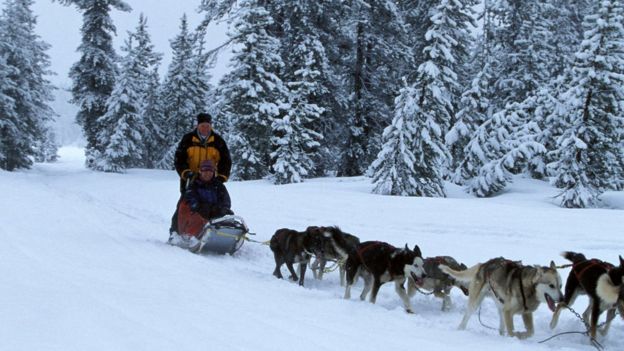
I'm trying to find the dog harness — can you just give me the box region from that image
[486,259,529,311]
[572,259,612,281]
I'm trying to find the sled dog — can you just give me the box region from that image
[440,257,563,339]
[407,256,469,311]
[308,226,360,285]
[549,252,624,338]
[344,241,426,313]
[269,227,325,286]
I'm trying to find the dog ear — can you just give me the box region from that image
[550,260,557,270]
[413,244,422,257]
[619,255,624,267]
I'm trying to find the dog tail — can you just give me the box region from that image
[439,263,480,283]
[561,251,586,264]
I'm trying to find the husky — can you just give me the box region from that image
[344,241,426,313]
[269,227,325,286]
[440,257,563,339]
[308,226,360,285]
[407,256,469,311]
[549,252,624,338]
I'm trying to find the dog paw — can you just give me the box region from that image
[513,332,531,340]
[405,309,414,314]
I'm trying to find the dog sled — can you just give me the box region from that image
[176,200,249,255]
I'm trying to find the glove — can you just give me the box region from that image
[216,175,226,183]
[181,169,194,180]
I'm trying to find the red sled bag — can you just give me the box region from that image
[177,200,208,238]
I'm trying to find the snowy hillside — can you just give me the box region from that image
[1,147,623,351]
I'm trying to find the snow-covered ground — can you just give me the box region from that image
[1,147,623,351]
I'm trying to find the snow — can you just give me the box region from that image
[1,146,623,350]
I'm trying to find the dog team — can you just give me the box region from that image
[269,225,624,340]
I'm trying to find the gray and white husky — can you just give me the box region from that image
[440,257,563,339]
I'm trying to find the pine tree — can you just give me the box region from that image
[549,0,624,208]
[94,37,142,172]
[448,66,492,184]
[128,14,163,168]
[370,84,420,195]
[466,101,546,197]
[142,67,166,169]
[337,0,412,177]
[0,0,57,170]
[217,0,286,180]
[34,129,59,163]
[448,3,498,185]
[485,0,555,109]
[270,1,326,184]
[293,0,346,177]
[157,15,207,169]
[0,54,19,170]
[55,0,130,168]
[395,0,475,196]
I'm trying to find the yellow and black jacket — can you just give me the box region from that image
[174,129,231,184]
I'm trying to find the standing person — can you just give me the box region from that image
[169,112,231,241]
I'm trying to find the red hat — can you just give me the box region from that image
[200,159,216,172]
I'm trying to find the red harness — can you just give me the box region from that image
[572,259,612,281]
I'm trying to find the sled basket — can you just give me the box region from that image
[195,215,249,255]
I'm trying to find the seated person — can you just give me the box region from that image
[184,159,233,220]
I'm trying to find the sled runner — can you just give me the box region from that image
[176,200,249,255]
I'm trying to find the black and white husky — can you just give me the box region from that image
[549,252,624,338]
[344,241,426,313]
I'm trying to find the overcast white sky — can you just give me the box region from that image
[10,0,230,86]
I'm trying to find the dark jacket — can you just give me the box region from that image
[184,176,233,220]
[174,129,231,183]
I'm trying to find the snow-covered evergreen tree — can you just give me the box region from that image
[33,129,59,163]
[217,0,286,180]
[0,54,19,170]
[0,0,57,170]
[337,0,411,177]
[55,0,130,168]
[127,14,163,168]
[192,22,214,109]
[447,2,497,185]
[485,0,554,109]
[293,0,346,177]
[388,0,475,196]
[94,37,142,172]
[546,0,586,78]
[142,67,166,169]
[549,0,624,208]
[157,14,207,169]
[448,66,493,184]
[466,101,546,197]
[370,84,420,195]
[269,1,327,184]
